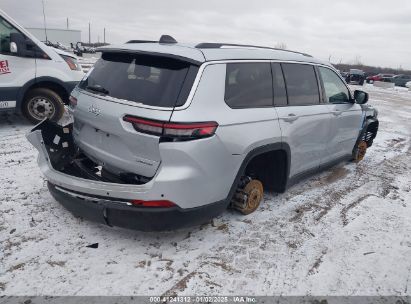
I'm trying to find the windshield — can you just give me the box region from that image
[79,52,198,108]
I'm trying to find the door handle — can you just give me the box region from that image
[332,110,342,116]
[282,113,298,122]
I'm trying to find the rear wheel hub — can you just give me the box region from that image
[231,178,263,215]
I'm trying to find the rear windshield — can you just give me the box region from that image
[79,52,198,108]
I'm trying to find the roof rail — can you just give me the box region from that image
[195,42,312,57]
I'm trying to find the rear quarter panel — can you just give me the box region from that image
[170,63,282,204]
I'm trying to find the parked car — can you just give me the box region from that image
[366,73,395,83]
[339,70,348,78]
[44,40,71,52]
[0,9,84,123]
[27,37,379,231]
[71,42,96,57]
[345,69,366,85]
[392,74,411,87]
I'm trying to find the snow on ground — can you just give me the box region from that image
[0,84,410,296]
[77,53,99,73]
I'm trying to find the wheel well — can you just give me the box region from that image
[244,149,288,193]
[23,81,68,106]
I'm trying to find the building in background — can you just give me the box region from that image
[26,28,81,46]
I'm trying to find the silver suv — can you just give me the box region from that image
[27,36,379,231]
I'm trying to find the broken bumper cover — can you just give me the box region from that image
[48,183,227,231]
[26,120,230,231]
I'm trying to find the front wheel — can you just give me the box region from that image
[352,140,368,162]
[22,88,65,124]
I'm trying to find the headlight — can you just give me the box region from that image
[61,54,82,71]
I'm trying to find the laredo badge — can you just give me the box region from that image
[0,60,10,75]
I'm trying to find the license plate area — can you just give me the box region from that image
[0,100,16,109]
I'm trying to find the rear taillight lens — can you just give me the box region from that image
[130,199,176,208]
[123,115,218,140]
[123,116,164,136]
[69,95,77,107]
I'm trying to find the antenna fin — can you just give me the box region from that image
[159,35,177,44]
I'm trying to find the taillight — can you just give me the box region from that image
[123,115,218,140]
[130,199,176,208]
[123,116,164,136]
[69,95,78,107]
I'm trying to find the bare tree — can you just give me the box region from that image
[353,55,363,66]
[274,42,287,50]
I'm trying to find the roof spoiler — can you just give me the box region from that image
[126,35,178,45]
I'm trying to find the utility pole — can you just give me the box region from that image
[104,28,106,44]
[66,17,69,29]
[41,0,48,42]
[88,22,91,44]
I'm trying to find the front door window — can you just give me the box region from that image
[0,16,19,55]
[319,67,350,104]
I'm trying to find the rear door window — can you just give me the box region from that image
[225,62,273,108]
[79,52,198,108]
[271,63,287,106]
[281,63,320,106]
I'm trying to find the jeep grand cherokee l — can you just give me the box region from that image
[27,36,379,231]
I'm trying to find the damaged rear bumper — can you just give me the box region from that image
[26,122,155,200]
[26,120,229,231]
[47,182,227,231]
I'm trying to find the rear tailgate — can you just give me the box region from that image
[71,51,199,178]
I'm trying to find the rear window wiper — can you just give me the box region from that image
[86,84,109,95]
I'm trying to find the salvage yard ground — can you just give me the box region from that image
[0,84,410,296]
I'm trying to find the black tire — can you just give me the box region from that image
[22,88,65,124]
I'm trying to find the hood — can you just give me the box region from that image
[51,47,77,59]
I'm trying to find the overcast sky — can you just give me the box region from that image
[1,0,410,69]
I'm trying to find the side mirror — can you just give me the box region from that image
[10,41,18,53]
[10,32,37,57]
[10,32,26,55]
[354,90,368,104]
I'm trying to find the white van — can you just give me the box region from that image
[0,9,84,123]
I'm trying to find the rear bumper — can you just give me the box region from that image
[27,120,239,209]
[26,120,235,230]
[0,107,15,113]
[48,182,227,231]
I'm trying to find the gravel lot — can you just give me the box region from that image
[0,84,410,296]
